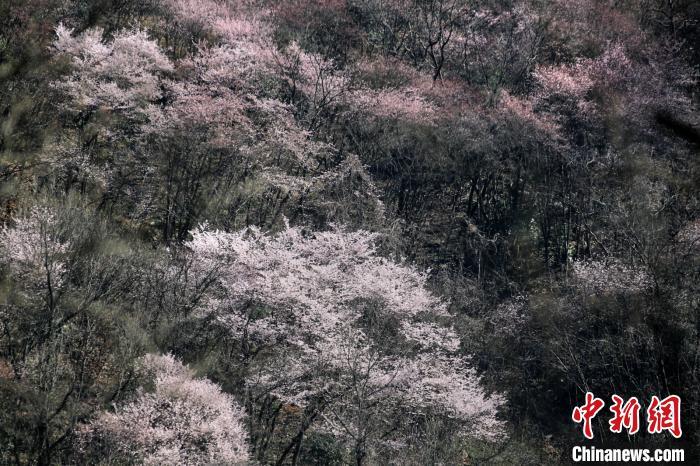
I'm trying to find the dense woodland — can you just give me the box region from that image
[0,0,698,464]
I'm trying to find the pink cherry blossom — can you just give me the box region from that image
[83,353,250,465]
[53,25,173,113]
[187,224,504,443]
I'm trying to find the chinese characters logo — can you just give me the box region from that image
[572,392,681,439]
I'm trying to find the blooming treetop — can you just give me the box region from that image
[348,86,437,124]
[0,207,71,290]
[84,353,250,465]
[571,258,651,295]
[53,25,173,113]
[187,224,504,441]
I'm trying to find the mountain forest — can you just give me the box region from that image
[0,0,698,464]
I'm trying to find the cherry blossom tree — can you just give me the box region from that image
[53,25,173,117]
[50,0,389,240]
[571,258,651,295]
[347,86,437,124]
[50,24,175,191]
[187,224,504,463]
[677,219,700,251]
[1,206,71,293]
[82,353,250,465]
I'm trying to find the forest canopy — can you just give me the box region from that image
[0,0,698,464]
